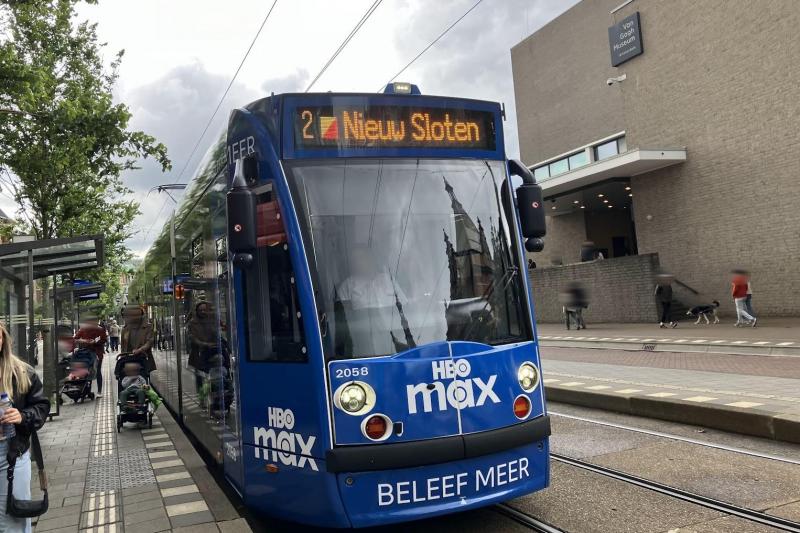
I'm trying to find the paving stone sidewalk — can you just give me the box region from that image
[31,356,253,533]
[537,317,800,356]
[541,358,800,443]
[543,359,800,414]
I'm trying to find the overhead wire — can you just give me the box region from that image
[379,0,484,91]
[305,0,384,92]
[140,0,280,246]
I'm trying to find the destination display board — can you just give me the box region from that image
[294,105,496,150]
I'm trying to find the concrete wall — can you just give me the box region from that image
[529,253,660,323]
[585,210,635,258]
[534,210,587,267]
[511,0,625,163]
[617,0,800,317]
[513,0,800,316]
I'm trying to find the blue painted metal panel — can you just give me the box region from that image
[328,342,458,445]
[337,440,549,528]
[453,342,545,434]
[328,341,545,445]
[225,109,337,515]
[241,445,350,528]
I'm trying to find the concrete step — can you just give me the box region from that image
[545,383,800,445]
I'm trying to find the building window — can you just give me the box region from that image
[595,140,618,160]
[595,136,626,161]
[549,158,569,176]
[534,166,549,181]
[568,151,589,170]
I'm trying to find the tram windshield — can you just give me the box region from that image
[287,159,529,360]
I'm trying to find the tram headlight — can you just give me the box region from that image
[517,362,540,392]
[334,381,376,416]
[341,384,366,412]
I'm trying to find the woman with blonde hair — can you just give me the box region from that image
[0,324,50,532]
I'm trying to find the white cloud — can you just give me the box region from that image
[71,0,577,256]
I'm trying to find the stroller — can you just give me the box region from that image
[115,352,154,431]
[57,348,96,404]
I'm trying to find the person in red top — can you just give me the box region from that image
[731,271,756,327]
[74,315,108,396]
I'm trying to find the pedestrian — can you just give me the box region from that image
[731,271,757,327]
[745,274,756,317]
[527,258,536,269]
[580,241,596,262]
[560,282,588,330]
[0,323,51,533]
[120,306,156,372]
[654,275,678,328]
[74,315,107,397]
[99,319,109,353]
[108,319,120,352]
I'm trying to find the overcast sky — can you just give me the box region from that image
[1,0,578,256]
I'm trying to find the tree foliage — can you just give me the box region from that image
[0,0,171,316]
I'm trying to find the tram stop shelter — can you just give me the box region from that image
[0,234,104,416]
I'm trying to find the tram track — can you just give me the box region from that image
[492,503,565,532]
[549,410,800,466]
[551,452,800,532]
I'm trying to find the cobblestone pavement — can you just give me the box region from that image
[31,356,252,533]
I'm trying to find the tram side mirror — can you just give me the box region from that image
[227,158,257,255]
[509,160,547,240]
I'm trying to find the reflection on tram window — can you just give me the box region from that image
[287,159,529,360]
[244,189,307,362]
[186,299,233,418]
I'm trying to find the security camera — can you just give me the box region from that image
[606,74,627,86]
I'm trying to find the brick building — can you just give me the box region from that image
[512,0,800,318]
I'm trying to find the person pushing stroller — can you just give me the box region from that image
[74,315,107,397]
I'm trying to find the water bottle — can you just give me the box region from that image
[0,393,15,440]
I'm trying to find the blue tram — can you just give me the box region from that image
[131,83,550,528]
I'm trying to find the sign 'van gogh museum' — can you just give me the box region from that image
[608,12,643,66]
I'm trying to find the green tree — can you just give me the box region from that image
[0,0,170,314]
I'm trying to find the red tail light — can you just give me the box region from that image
[513,395,532,419]
[364,415,388,440]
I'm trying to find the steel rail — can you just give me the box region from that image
[549,410,800,466]
[493,503,565,533]
[552,453,800,532]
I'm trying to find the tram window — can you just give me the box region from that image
[244,189,307,362]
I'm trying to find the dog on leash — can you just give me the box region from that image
[686,300,720,325]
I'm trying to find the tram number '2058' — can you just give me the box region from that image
[335,367,369,379]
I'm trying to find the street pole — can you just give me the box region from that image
[170,212,183,422]
[27,249,34,365]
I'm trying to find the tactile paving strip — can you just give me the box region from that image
[86,454,120,492]
[118,448,156,488]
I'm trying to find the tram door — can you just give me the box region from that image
[226,184,312,501]
[219,235,245,492]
